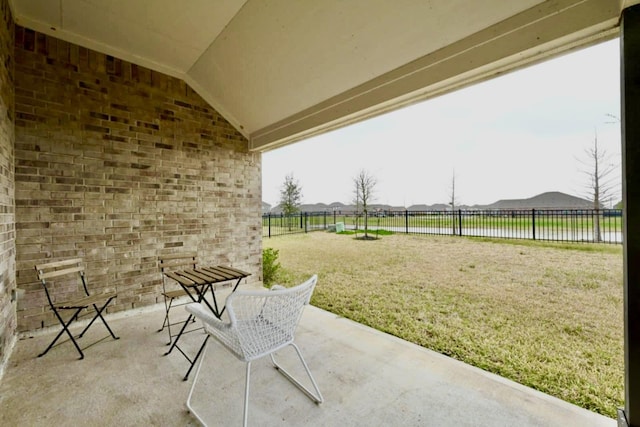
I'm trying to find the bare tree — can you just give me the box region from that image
[449,169,458,235]
[353,170,377,238]
[352,179,361,231]
[579,132,618,242]
[279,173,302,230]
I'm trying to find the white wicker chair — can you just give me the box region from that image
[185,274,323,427]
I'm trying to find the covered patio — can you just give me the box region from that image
[0,298,615,426]
[1,0,640,426]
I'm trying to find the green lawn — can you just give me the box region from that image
[264,232,623,418]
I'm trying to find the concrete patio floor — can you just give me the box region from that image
[0,295,616,426]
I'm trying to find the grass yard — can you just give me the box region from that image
[264,232,623,418]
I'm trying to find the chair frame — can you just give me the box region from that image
[185,275,323,427]
[35,258,119,360]
[158,253,198,345]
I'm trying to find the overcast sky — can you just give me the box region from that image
[262,38,621,208]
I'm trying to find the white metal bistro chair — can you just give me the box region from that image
[185,274,323,426]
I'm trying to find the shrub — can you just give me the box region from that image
[262,248,281,287]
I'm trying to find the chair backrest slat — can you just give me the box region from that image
[159,253,197,271]
[159,252,197,262]
[35,258,83,272]
[37,265,84,281]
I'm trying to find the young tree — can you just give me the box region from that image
[579,132,618,242]
[279,173,302,230]
[448,169,458,235]
[352,180,361,231]
[353,170,377,238]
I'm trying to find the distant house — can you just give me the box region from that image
[328,202,348,214]
[481,191,594,210]
[408,203,451,211]
[266,192,598,214]
[262,202,272,214]
[299,203,329,212]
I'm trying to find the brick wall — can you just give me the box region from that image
[14,27,262,332]
[0,0,14,374]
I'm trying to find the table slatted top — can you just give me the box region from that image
[164,265,250,287]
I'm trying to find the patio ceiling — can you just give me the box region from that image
[9,0,636,151]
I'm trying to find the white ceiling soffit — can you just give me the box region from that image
[9,0,629,152]
[12,0,248,77]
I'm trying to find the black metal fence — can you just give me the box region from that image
[262,209,623,244]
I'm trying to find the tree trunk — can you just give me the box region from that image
[594,209,602,243]
[364,211,369,238]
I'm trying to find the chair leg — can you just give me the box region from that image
[270,343,324,404]
[78,298,119,340]
[159,297,197,345]
[183,335,209,381]
[243,361,251,427]
[165,313,194,356]
[39,308,85,360]
[95,303,119,340]
[160,296,177,345]
[186,339,252,427]
[186,337,210,427]
[158,296,171,333]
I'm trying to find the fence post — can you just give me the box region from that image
[405,210,409,234]
[324,211,327,230]
[458,209,463,236]
[268,214,271,238]
[532,209,536,240]
[305,212,308,233]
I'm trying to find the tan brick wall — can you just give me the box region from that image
[14,27,262,332]
[0,0,15,373]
